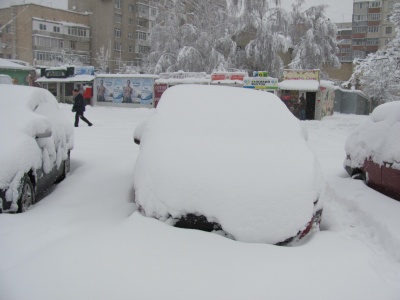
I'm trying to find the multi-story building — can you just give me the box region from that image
[68,0,158,72]
[352,0,400,60]
[336,22,353,63]
[0,4,90,67]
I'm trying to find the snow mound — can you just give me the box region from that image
[133,84,322,244]
[345,101,400,169]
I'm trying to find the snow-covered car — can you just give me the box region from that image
[133,85,323,245]
[0,85,74,213]
[344,101,400,201]
[0,74,13,85]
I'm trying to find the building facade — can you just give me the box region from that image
[352,0,400,60]
[68,0,158,73]
[0,4,90,67]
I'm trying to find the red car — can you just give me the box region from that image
[344,101,400,201]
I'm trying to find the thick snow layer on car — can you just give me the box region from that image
[0,85,74,204]
[134,85,322,244]
[345,101,400,170]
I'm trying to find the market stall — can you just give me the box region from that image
[36,66,95,104]
[278,69,334,120]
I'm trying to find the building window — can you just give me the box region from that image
[339,39,352,45]
[368,26,379,33]
[70,41,76,50]
[150,8,156,16]
[39,24,47,31]
[33,36,63,48]
[386,27,393,34]
[128,45,133,53]
[353,50,365,59]
[368,13,381,20]
[366,38,379,45]
[341,47,351,53]
[137,45,149,54]
[352,39,365,46]
[129,4,135,12]
[353,26,367,33]
[137,19,148,28]
[353,15,367,21]
[115,13,122,24]
[68,27,88,37]
[138,4,149,15]
[5,24,12,33]
[53,26,60,33]
[128,32,133,39]
[115,0,122,9]
[114,41,122,51]
[369,1,381,8]
[115,28,122,38]
[388,1,394,10]
[129,18,134,25]
[136,31,147,40]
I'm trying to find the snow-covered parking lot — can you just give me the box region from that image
[0,103,399,300]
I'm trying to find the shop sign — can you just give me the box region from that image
[283,69,320,81]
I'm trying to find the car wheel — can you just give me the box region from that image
[352,171,365,181]
[17,175,35,213]
[55,152,70,184]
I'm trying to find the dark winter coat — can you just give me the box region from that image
[72,93,86,113]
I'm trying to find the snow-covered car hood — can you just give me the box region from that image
[345,101,400,170]
[0,85,74,198]
[133,85,322,244]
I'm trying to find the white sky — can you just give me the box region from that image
[0,0,353,22]
[281,0,353,22]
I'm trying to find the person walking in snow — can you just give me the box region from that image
[72,88,93,127]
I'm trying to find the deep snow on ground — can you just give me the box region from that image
[0,103,400,300]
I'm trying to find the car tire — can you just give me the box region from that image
[17,175,35,213]
[352,171,365,181]
[55,152,70,184]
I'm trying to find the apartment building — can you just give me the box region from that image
[0,4,90,67]
[68,0,158,72]
[352,0,400,59]
[336,22,353,63]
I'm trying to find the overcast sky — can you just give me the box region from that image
[1,0,353,23]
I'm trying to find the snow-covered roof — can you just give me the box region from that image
[36,75,95,83]
[156,78,210,85]
[96,74,159,79]
[0,58,34,71]
[210,80,244,86]
[278,80,319,91]
[335,87,368,99]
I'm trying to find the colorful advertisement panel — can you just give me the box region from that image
[283,69,320,81]
[243,77,278,90]
[95,77,154,105]
[154,83,168,108]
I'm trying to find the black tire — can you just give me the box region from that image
[352,171,366,181]
[55,152,70,184]
[17,175,35,213]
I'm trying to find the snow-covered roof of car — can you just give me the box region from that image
[133,84,322,244]
[345,101,400,170]
[0,85,74,201]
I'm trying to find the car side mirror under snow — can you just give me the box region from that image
[35,130,52,139]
